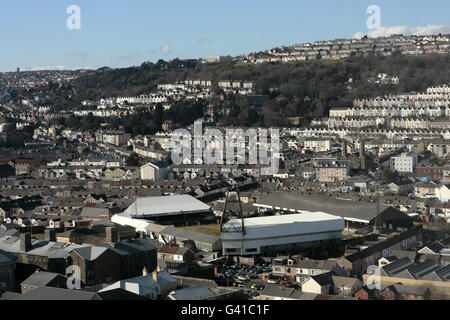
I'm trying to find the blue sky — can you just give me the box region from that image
[0,0,449,72]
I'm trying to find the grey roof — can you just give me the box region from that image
[255,191,389,223]
[169,285,215,300]
[0,249,16,265]
[436,265,450,281]
[296,292,318,300]
[0,226,19,238]
[21,271,66,288]
[0,291,22,300]
[80,206,109,218]
[419,241,447,254]
[12,286,99,300]
[390,250,418,262]
[407,260,442,279]
[71,246,109,261]
[310,271,335,286]
[95,288,148,300]
[389,284,428,296]
[99,270,176,296]
[98,237,158,256]
[123,195,211,218]
[0,236,86,259]
[261,284,297,298]
[345,227,421,263]
[381,257,415,276]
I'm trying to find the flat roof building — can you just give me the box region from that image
[221,212,345,256]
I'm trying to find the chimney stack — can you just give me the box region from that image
[45,229,56,242]
[152,269,158,282]
[359,140,365,158]
[342,141,348,158]
[105,227,118,243]
[20,233,32,252]
[142,267,148,276]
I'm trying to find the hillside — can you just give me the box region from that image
[22,52,450,130]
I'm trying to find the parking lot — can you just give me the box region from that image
[214,262,299,297]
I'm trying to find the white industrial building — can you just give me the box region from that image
[121,195,211,219]
[221,212,345,256]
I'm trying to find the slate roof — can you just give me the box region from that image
[168,285,215,300]
[12,286,99,300]
[98,237,158,256]
[95,288,148,300]
[407,260,442,279]
[344,226,421,263]
[386,284,429,296]
[435,265,450,281]
[310,271,335,286]
[380,257,415,276]
[0,236,86,259]
[21,271,66,288]
[369,207,413,226]
[420,241,447,254]
[71,246,109,261]
[0,249,16,265]
[260,284,297,298]
[80,206,110,219]
[99,270,176,296]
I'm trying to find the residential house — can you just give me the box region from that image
[140,161,170,181]
[98,268,176,300]
[436,184,450,202]
[301,271,335,294]
[98,229,158,279]
[338,226,421,275]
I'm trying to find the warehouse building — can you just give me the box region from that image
[221,212,345,256]
[115,194,213,226]
[122,195,212,219]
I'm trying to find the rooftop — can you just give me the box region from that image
[255,191,390,223]
[123,195,211,218]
